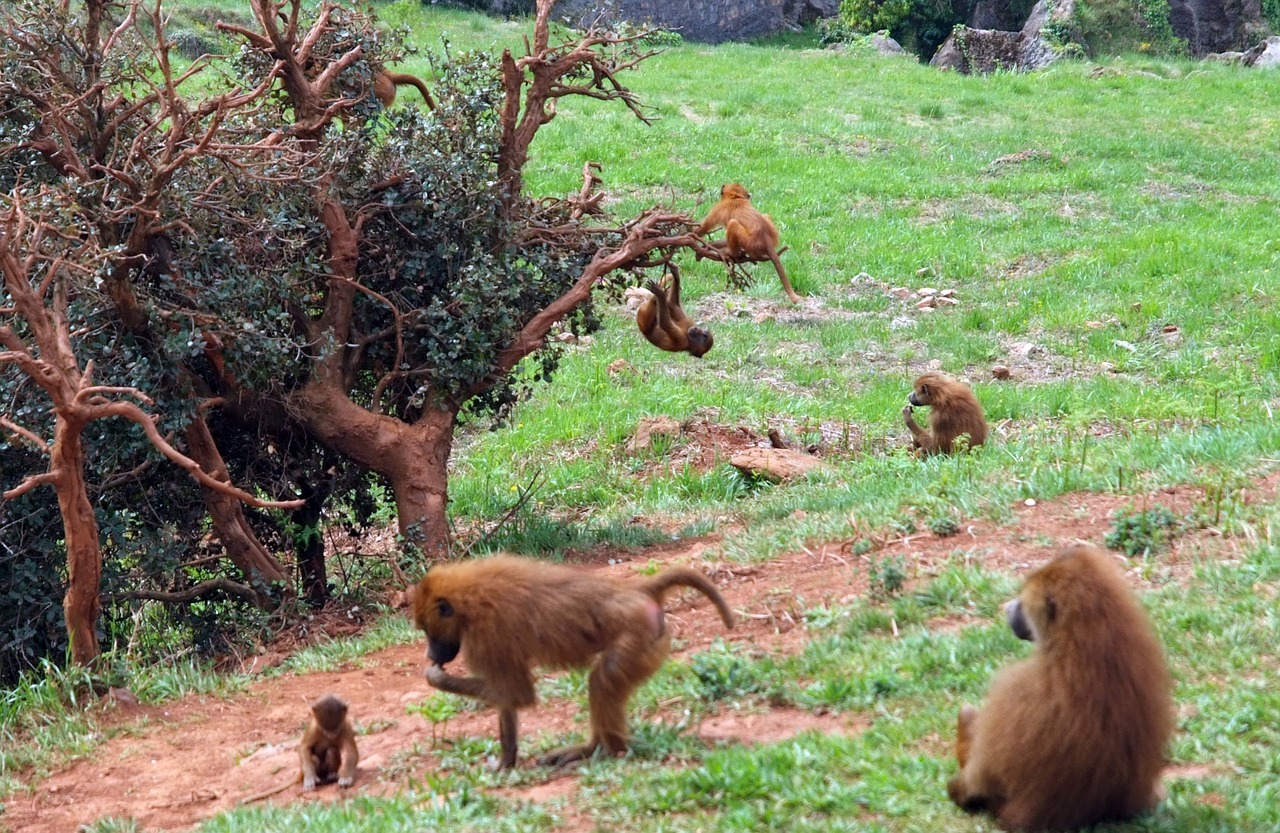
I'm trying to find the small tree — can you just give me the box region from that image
[0,192,301,665]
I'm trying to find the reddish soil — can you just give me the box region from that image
[4,476,1274,832]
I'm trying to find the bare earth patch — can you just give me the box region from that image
[4,475,1275,831]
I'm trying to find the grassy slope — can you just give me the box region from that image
[31,2,1280,831]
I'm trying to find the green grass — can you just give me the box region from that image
[7,2,1280,831]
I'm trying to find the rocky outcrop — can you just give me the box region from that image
[931,0,1078,73]
[1242,34,1280,66]
[552,0,840,44]
[1169,0,1265,55]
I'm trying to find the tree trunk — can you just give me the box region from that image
[51,417,102,666]
[183,418,289,595]
[387,407,455,559]
[293,476,332,608]
[294,383,457,559]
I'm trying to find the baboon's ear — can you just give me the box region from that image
[437,598,455,618]
[920,384,931,397]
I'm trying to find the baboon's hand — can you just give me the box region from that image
[425,663,448,686]
[302,775,317,791]
[338,775,354,788]
[902,404,915,418]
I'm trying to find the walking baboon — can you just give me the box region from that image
[412,555,735,768]
[948,545,1173,831]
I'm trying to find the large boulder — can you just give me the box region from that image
[931,0,1078,73]
[1169,0,1265,55]
[552,0,840,44]
[1243,34,1280,66]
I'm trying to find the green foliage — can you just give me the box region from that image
[1104,505,1181,556]
[868,553,908,598]
[838,0,914,38]
[691,642,764,701]
[1266,0,1280,30]
[1075,0,1186,56]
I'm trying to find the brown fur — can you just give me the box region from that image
[412,554,735,769]
[948,545,1173,831]
[240,693,358,804]
[374,70,436,109]
[636,270,714,358]
[300,693,359,790]
[902,372,988,455]
[695,183,799,303]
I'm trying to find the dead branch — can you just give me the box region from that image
[102,577,261,605]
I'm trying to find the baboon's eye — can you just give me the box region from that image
[437,599,454,618]
[1044,596,1057,623]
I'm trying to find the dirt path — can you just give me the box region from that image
[4,478,1272,832]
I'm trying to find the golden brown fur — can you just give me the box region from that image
[374,70,436,109]
[636,270,714,358]
[412,554,735,768]
[300,693,359,790]
[948,545,1173,831]
[243,692,359,803]
[902,372,988,455]
[695,183,799,303]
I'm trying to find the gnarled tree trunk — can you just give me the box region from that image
[51,417,102,667]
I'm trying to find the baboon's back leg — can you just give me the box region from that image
[540,629,670,766]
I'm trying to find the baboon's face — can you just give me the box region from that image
[412,577,462,666]
[688,327,714,358]
[721,183,750,201]
[1004,574,1055,643]
[908,382,933,408]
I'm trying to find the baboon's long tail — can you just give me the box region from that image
[640,568,735,628]
[769,249,800,304]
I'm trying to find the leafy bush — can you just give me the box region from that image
[1104,506,1180,557]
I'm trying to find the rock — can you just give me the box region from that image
[551,0,840,44]
[992,365,1012,380]
[627,416,682,454]
[1173,0,1267,58]
[870,33,908,55]
[729,447,824,482]
[1009,341,1041,358]
[932,0,1079,74]
[1245,35,1280,67]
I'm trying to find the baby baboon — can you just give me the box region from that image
[300,693,359,790]
[240,693,359,804]
[948,545,1173,831]
[636,270,714,358]
[412,554,735,769]
[902,372,988,455]
[695,183,799,303]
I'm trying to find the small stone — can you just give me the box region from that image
[992,365,1012,380]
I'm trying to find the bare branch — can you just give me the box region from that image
[3,471,60,501]
[0,417,50,454]
[87,399,305,509]
[102,577,261,605]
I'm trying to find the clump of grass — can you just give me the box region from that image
[1104,505,1180,557]
[928,516,960,537]
[868,554,908,598]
